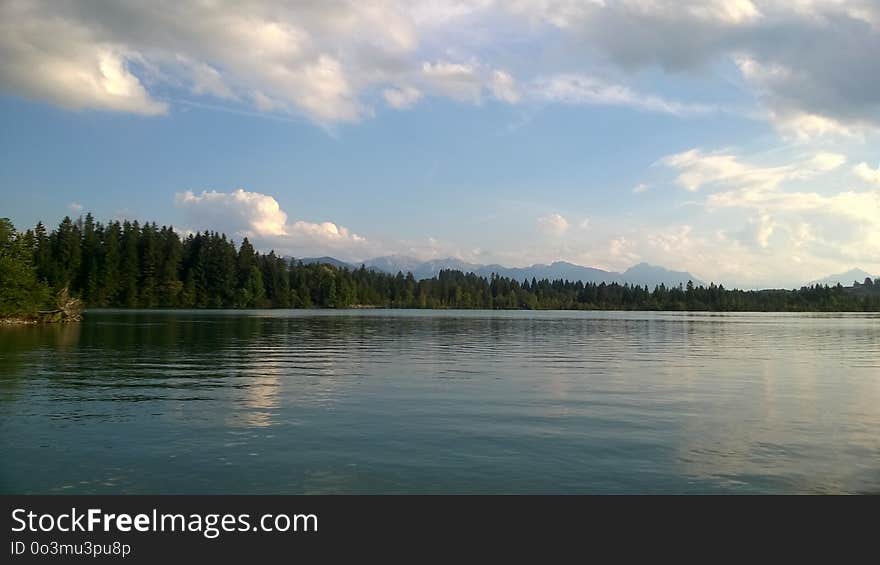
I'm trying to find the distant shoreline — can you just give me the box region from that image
[0,316,39,325]
[69,305,880,314]
[3,215,879,316]
[0,311,80,325]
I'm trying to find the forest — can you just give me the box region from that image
[2,215,879,317]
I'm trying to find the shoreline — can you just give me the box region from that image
[0,316,39,325]
[0,311,81,325]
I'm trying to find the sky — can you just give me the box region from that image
[1,0,879,289]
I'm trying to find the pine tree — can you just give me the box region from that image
[50,216,82,290]
[138,222,160,307]
[0,218,50,316]
[33,221,51,284]
[99,221,122,306]
[157,226,183,307]
[79,213,101,303]
[119,221,140,307]
[235,238,258,307]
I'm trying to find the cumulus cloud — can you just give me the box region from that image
[175,189,289,237]
[507,0,880,135]
[0,1,414,122]
[290,220,365,243]
[0,2,167,115]
[174,188,367,259]
[68,202,84,213]
[2,0,880,134]
[537,213,570,236]
[648,144,880,283]
[0,1,730,123]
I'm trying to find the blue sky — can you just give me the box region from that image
[1,1,880,288]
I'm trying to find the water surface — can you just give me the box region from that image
[1,309,878,494]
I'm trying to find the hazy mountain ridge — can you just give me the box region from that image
[809,268,878,287]
[298,256,880,290]
[298,255,703,288]
[296,256,355,270]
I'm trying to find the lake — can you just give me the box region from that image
[1,309,879,494]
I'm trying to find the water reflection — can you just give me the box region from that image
[1,310,879,494]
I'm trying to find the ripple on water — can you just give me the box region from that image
[1,309,879,494]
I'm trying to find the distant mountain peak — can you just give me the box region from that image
[622,262,703,286]
[298,256,356,269]
[299,255,703,288]
[810,268,878,287]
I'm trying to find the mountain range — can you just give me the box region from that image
[298,255,704,288]
[809,268,879,287]
[298,256,880,289]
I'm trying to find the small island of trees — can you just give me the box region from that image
[2,215,879,320]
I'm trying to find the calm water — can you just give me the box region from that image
[1,309,879,494]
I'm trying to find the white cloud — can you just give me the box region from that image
[808,152,848,172]
[537,213,570,236]
[733,56,871,140]
[693,0,763,24]
[0,3,167,116]
[659,149,777,192]
[633,183,651,193]
[383,86,422,109]
[752,212,776,248]
[68,202,83,213]
[508,0,880,135]
[489,70,521,104]
[854,162,880,185]
[175,189,289,237]
[180,58,236,100]
[707,185,880,226]
[292,55,361,122]
[646,225,693,254]
[643,144,880,284]
[607,235,640,266]
[251,91,287,113]
[0,1,403,122]
[290,220,365,243]
[771,111,862,141]
[395,61,526,108]
[3,0,880,133]
[531,74,714,116]
[658,148,846,191]
[174,188,368,259]
[421,61,484,103]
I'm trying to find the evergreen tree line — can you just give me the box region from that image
[2,215,879,315]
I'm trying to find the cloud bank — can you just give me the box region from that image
[175,189,368,260]
[6,0,879,131]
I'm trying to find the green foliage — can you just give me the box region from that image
[0,218,50,316]
[4,215,880,313]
